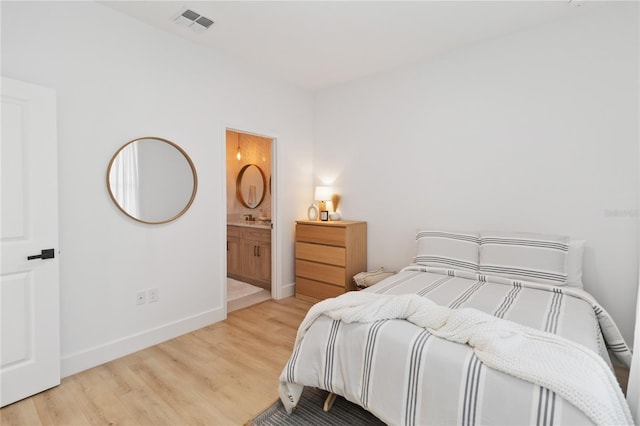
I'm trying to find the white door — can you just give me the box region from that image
[1,77,59,407]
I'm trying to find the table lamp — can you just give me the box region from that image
[314,186,332,221]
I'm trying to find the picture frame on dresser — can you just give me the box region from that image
[294,220,367,302]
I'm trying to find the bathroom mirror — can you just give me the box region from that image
[236,164,266,209]
[107,137,198,224]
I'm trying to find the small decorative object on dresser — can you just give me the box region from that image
[307,204,318,221]
[295,220,367,302]
[314,186,332,220]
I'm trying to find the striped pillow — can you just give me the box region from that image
[415,230,480,272]
[566,240,586,289]
[479,232,569,285]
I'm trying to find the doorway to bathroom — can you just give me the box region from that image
[225,129,273,312]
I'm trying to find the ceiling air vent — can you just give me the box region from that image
[195,16,214,29]
[174,9,214,33]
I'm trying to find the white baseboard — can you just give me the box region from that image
[61,306,225,378]
[278,282,295,299]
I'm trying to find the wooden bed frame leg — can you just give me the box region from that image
[323,392,337,412]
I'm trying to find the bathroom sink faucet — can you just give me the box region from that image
[244,214,255,221]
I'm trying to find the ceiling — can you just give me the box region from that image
[102,1,605,92]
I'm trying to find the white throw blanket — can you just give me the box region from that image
[282,291,633,426]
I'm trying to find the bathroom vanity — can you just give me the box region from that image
[227,223,271,290]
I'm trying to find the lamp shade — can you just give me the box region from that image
[314,186,332,201]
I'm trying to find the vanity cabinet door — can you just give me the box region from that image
[245,239,271,288]
[227,236,242,277]
[242,228,271,289]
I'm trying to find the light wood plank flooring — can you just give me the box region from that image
[1,297,312,426]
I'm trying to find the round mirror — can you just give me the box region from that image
[107,137,198,224]
[236,164,266,209]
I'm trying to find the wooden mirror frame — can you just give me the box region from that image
[236,163,266,209]
[106,137,198,224]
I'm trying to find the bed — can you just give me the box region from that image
[279,230,634,425]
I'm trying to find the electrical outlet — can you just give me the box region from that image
[148,288,159,303]
[136,291,146,305]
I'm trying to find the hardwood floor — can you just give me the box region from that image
[0,297,313,426]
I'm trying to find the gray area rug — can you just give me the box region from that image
[246,387,386,425]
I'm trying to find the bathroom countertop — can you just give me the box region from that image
[227,221,272,229]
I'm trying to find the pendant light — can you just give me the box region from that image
[236,138,241,160]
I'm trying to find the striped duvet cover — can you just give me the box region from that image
[280,267,632,425]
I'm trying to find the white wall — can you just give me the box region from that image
[314,4,639,344]
[1,1,314,376]
[629,262,640,423]
[628,64,640,420]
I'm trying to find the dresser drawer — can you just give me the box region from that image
[296,277,345,301]
[296,224,346,246]
[295,242,346,266]
[296,259,345,286]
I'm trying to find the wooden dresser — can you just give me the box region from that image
[295,220,367,302]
